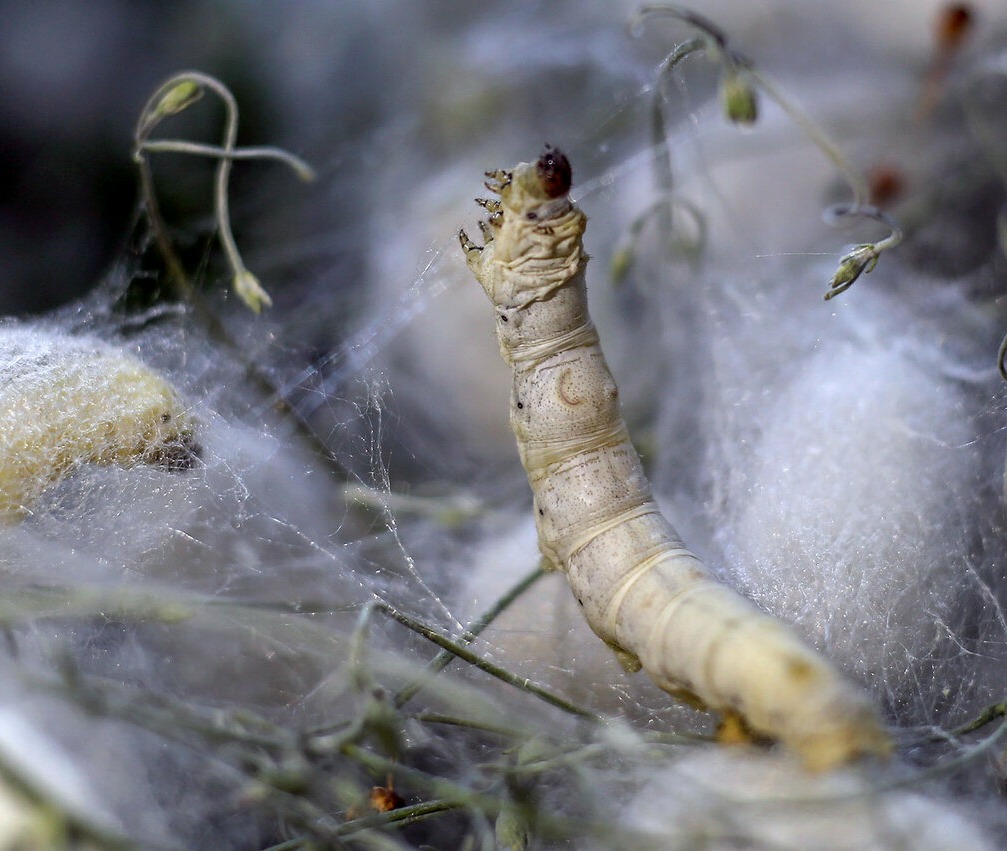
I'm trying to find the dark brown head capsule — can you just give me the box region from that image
[936,3,973,52]
[537,146,572,198]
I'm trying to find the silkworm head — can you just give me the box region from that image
[83,356,199,471]
[936,3,973,52]
[536,146,572,198]
[501,147,574,219]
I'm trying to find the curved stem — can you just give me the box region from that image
[634,6,874,212]
[133,70,313,311]
[632,5,728,51]
[822,204,903,300]
[138,139,315,181]
[750,69,870,207]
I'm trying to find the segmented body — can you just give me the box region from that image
[459,148,890,770]
[0,326,196,522]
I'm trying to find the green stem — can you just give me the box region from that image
[411,711,527,739]
[332,797,463,839]
[950,699,1007,738]
[633,5,728,50]
[393,564,546,708]
[138,139,315,181]
[750,69,870,206]
[375,600,599,721]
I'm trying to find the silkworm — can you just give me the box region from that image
[0,325,197,522]
[458,147,890,770]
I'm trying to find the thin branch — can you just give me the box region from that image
[374,600,600,722]
[393,564,546,708]
[138,139,315,181]
[950,698,1007,739]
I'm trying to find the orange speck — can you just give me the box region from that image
[868,165,905,208]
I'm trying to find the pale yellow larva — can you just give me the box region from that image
[0,325,197,522]
[459,148,891,770]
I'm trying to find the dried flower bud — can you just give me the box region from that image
[610,245,634,286]
[720,69,758,126]
[825,244,879,300]
[156,80,202,117]
[233,270,273,313]
[138,80,203,137]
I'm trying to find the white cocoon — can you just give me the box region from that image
[625,748,996,851]
[721,336,982,693]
